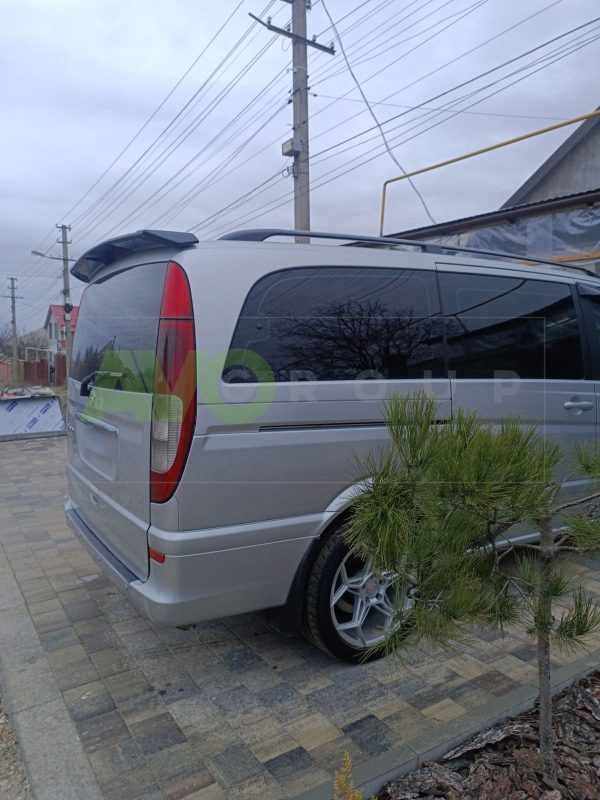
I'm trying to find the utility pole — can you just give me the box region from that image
[250,1,334,241]
[2,278,23,382]
[57,224,73,378]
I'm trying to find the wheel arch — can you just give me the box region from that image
[266,505,354,636]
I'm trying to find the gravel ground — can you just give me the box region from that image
[0,685,31,800]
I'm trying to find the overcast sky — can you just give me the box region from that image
[1,0,599,331]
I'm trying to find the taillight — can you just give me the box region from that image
[150,261,196,503]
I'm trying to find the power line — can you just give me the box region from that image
[60,0,247,224]
[302,29,600,195]
[208,0,534,207]
[18,290,64,327]
[1,278,23,379]
[150,0,487,230]
[312,0,489,85]
[311,95,568,121]
[71,1,278,232]
[94,62,290,239]
[306,0,567,145]
[312,15,600,160]
[196,28,600,239]
[313,0,375,38]
[149,102,290,228]
[79,2,410,241]
[187,22,587,234]
[310,0,457,85]
[321,0,437,224]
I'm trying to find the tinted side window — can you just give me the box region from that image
[439,273,583,380]
[225,266,444,382]
[71,262,168,392]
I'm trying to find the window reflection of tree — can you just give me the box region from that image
[270,298,444,381]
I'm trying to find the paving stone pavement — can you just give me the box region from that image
[1,436,600,800]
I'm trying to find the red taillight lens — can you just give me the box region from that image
[150,262,196,504]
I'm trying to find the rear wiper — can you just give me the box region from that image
[80,370,124,396]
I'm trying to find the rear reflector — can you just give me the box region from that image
[150,262,196,503]
[148,547,166,564]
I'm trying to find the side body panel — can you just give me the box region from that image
[173,244,450,533]
[438,263,598,507]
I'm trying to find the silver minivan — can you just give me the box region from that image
[65,228,600,662]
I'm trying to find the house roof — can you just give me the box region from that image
[390,188,600,241]
[44,304,79,331]
[501,107,600,208]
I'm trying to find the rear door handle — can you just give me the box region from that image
[563,399,594,411]
[76,411,117,434]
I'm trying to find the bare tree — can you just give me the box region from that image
[17,328,48,359]
[0,323,13,359]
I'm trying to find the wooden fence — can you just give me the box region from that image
[0,353,67,387]
[0,358,11,383]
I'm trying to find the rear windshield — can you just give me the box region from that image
[71,262,168,392]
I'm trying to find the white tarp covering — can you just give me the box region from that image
[419,205,600,261]
[0,395,65,436]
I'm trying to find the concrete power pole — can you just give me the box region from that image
[251,1,334,241]
[2,278,22,382]
[57,224,73,379]
[291,0,310,236]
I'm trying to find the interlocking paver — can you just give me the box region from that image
[342,714,395,756]
[3,436,600,799]
[99,766,161,800]
[129,711,187,756]
[105,669,155,705]
[77,709,130,753]
[63,679,116,721]
[208,743,263,789]
[87,737,146,784]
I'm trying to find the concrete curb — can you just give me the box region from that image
[0,544,104,800]
[294,651,600,800]
[0,430,66,443]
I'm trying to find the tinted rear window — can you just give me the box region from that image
[225,266,444,382]
[439,273,583,380]
[71,262,168,392]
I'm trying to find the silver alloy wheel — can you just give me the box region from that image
[329,552,400,649]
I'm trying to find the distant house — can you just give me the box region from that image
[501,107,600,207]
[44,304,80,355]
[391,107,600,271]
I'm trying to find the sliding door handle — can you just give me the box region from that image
[563,399,594,412]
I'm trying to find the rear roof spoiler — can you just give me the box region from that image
[71,230,199,283]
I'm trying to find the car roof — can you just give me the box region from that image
[71,228,598,285]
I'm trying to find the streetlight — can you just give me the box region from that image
[31,250,75,261]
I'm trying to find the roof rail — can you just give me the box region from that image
[72,229,199,283]
[220,228,596,277]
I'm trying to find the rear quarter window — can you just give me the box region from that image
[71,262,168,392]
[224,265,444,382]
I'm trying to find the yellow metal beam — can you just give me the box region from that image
[379,109,600,236]
[548,251,600,263]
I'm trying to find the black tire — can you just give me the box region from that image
[304,527,388,663]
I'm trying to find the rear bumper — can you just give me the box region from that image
[65,499,318,627]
